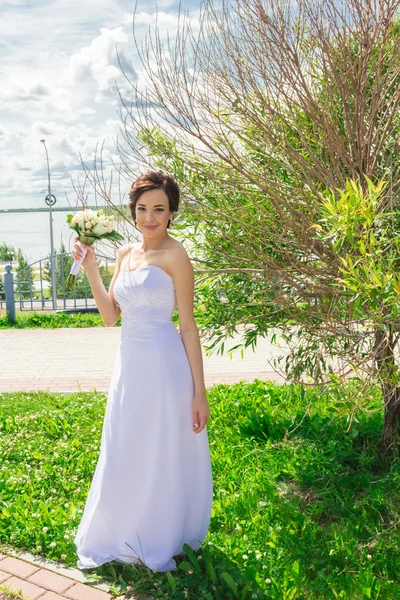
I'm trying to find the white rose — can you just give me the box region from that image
[92,222,108,236]
[85,221,92,229]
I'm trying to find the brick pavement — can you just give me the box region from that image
[0,550,153,600]
[0,327,288,392]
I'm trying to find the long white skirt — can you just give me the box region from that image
[74,323,213,572]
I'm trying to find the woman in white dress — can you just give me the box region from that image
[73,170,213,573]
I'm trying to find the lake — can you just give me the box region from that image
[0,211,132,265]
[0,211,78,264]
[0,210,197,267]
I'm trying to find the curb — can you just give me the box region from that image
[0,546,155,600]
[0,546,108,591]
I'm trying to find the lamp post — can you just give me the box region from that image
[40,139,57,310]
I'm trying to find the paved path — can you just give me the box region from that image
[0,327,288,392]
[0,547,153,600]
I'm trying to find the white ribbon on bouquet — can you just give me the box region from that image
[69,241,88,276]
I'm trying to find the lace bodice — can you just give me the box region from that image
[113,265,177,333]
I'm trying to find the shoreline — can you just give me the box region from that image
[0,205,129,214]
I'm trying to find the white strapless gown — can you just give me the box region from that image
[74,265,213,572]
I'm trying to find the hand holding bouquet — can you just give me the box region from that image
[65,208,124,290]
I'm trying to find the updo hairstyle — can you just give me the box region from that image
[129,170,180,229]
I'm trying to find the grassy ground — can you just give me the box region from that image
[0,586,26,600]
[0,381,399,599]
[0,592,20,600]
[0,311,111,329]
[0,311,181,328]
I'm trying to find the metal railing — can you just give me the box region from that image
[1,253,114,319]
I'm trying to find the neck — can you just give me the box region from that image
[140,230,169,252]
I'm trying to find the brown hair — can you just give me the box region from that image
[129,169,180,229]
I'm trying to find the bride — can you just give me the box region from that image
[73,169,213,572]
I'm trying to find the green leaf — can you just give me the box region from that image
[358,240,367,255]
[205,558,218,584]
[68,225,80,236]
[101,231,125,241]
[244,566,257,583]
[166,572,176,591]
[292,560,300,577]
[105,563,117,579]
[221,572,239,599]
[183,543,202,573]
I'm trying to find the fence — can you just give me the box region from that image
[0,253,114,320]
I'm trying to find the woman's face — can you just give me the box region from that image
[135,188,174,234]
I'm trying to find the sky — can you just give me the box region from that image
[0,0,202,210]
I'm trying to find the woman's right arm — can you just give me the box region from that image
[72,240,126,327]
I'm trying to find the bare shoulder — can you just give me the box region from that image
[116,242,134,260]
[113,243,135,272]
[166,240,193,278]
[166,241,195,319]
[118,242,134,256]
[167,238,191,263]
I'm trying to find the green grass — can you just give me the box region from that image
[0,312,112,328]
[0,310,179,329]
[0,381,399,599]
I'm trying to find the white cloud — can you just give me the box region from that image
[63,26,136,95]
[2,80,51,102]
[1,0,202,213]
[0,125,11,147]
[0,0,33,5]
[123,10,201,36]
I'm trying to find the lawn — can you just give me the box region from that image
[0,381,399,599]
[0,311,180,329]
[0,311,111,329]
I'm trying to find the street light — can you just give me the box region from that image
[40,139,57,310]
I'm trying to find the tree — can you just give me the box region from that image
[86,0,400,454]
[0,243,17,263]
[15,249,34,301]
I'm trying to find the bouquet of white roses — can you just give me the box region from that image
[65,208,124,290]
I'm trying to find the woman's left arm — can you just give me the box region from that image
[172,249,210,434]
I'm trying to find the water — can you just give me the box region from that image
[0,210,198,266]
[0,211,133,265]
[0,211,76,264]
